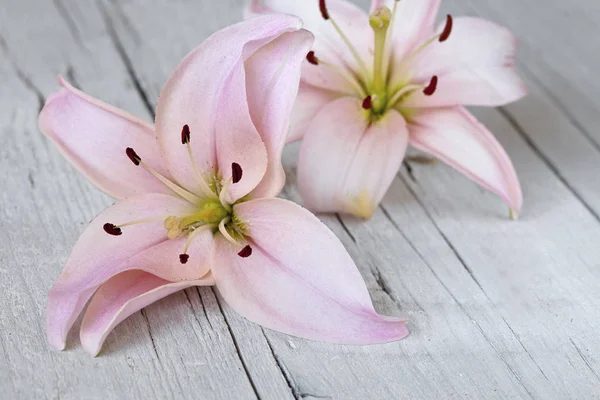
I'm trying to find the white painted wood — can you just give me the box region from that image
[1,0,599,399]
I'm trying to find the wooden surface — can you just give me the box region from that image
[1,0,599,399]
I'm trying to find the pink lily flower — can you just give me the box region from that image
[247,0,527,219]
[39,15,408,356]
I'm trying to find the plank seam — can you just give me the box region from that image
[212,288,261,400]
[570,337,600,381]
[498,107,600,222]
[97,0,155,118]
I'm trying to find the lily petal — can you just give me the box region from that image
[408,107,522,213]
[213,198,408,344]
[46,193,211,351]
[288,83,340,143]
[247,0,373,94]
[39,77,171,199]
[155,15,303,197]
[404,17,527,108]
[389,0,441,64]
[297,97,409,218]
[80,270,215,356]
[245,29,314,198]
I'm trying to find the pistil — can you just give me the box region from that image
[370,7,392,95]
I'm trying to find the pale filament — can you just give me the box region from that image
[182,223,216,254]
[115,214,172,228]
[218,178,233,213]
[318,57,367,97]
[387,83,426,107]
[137,158,203,204]
[328,16,371,82]
[185,141,218,200]
[218,217,241,247]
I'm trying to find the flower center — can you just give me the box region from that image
[310,1,453,120]
[103,126,253,264]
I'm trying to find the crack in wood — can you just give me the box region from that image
[380,188,536,397]
[196,286,214,330]
[263,332,300,399]
[519,63,600,153]
[97,0,155,118]
[263,332,328,400]
[570,337,600,381]
[398,174,489,298]
[1,40,46,113]
[212,288,261,400]
[52,0,85,49]
[402,161,417,183]
[498,107,600,223]
[501,317,550,381]
[183,288,207,336]
[334,213,356,243]
[140,308,161,361]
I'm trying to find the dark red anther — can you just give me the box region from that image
[306,51,319,65]
[423,75,438,96]
[439,15,453,42]
[103,223,122,236]
[232,162,243,184]
[126,147,141,166]
[319,0,329,20]
[179,254,189,264]
[362,95,372,110]
[238,245,252,258]
[181,124,191,144]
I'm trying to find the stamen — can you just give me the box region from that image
[103,214,172,237]
[306,51,319,65]
[318,0,370,81]
[181,124,191,144]
[218,217,241,247]
[312,54,367,97]
[219,179,233,213]
[439,15,453,42]
[103,223,122,236]
[178,224,216,264]
[232,163,243,184]
[238,245,253,258]
[181,126,219,200]
[393,14,454,82]
[126,147,202,204]
[319,0,329,20]
[362,95,372,110]
[387,83,427,107]
[423,76,438,96]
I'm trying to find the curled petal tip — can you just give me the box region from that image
[509,208,519,220]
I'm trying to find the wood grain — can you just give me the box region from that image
[1,0,598,398]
